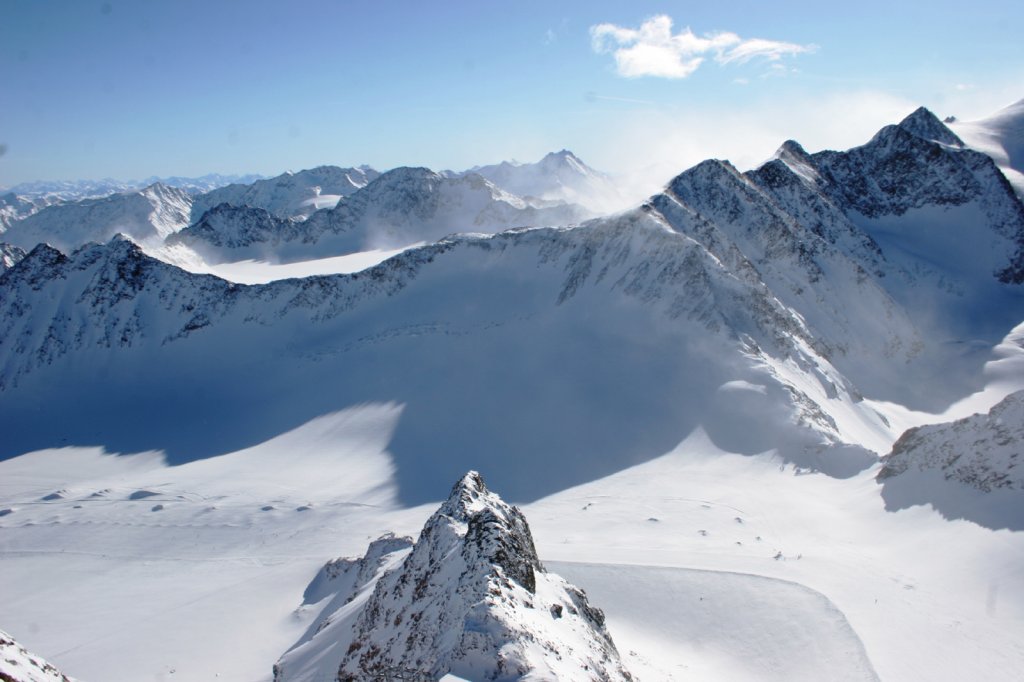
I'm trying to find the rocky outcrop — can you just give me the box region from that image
[0,629,77,682]
[274,472,632,682]
[878,390,1024,530]
[879,391,1024,492]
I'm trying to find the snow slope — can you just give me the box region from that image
[524,430,1024,682]
[190,165,380,221]
[951,98,1024,196]
[2,417,1022,681]
[1,193,59,232]
[0,630,78,682]
[3,183,192,252]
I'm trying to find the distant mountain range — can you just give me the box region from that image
[0,173,264,202]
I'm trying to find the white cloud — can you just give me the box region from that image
[591,15,815,79]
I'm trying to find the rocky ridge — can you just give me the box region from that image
[879,391,1024,492]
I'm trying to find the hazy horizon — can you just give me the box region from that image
[2,0,1022,188]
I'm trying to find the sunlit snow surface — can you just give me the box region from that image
[152,241,417,284]
[952,98,1024,197]
[2,403,1023,681]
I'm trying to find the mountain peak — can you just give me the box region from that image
[543,148,580,161]
[775,139,812,162]
[301,471,634,681]
[668,158,744,196]
[439,469,489,518]
[897,106,964,146]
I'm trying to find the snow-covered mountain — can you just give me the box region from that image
[275,472,632,681]
[0,193,59,232]
[142,172,265,196]
[464,149,627,214]
[3,182,192,252]
[0,206,884,500]
[642,107,1024,409]
[3,104,1024,682]
[878,390,1024,530]
[3,109,1022,482]
[951,98,1024,196]
[171,167,590,263]
[0,630,78,682]
[190,166,380,221]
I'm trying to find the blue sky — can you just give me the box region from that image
[1,0,1022,187]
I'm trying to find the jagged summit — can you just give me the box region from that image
[439,470,497,520]
[897,106,965,147]
[668,158,745,195]
[274,471,632,682]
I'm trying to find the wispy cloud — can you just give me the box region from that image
[590,15,815,79]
